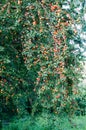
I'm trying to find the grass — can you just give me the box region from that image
[2,113,86,130]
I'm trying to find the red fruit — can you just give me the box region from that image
[36,78,40,82]
[56,94,60,99]
[33,21,37,25]
[51,5,58,12]
[53,48,57,52]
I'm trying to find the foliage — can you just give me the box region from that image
[0,0,85,120]
[0,0,30,119]
[22,0,84,115]
[75,89,86,116]
[2,114,86,130]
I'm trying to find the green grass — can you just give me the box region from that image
[2,113,86,130]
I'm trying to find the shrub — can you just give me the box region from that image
[76,94,86,116]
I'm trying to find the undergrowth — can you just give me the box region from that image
[2,113,86,130]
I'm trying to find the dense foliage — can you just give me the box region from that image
[2,114,86,130]
[0,0,85,122]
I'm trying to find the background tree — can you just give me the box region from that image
[0,0,85,120]
[0,0,31,120]
[22,0,84,115]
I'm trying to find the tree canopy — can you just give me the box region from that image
[0,0,85,120]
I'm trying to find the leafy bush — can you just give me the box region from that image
[76,94,86,116]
